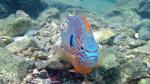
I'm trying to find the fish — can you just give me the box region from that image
[59,15,99,74]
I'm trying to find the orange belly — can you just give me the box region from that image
[72,56,93,74]
[73,64,93,74]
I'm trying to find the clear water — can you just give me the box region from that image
[48,0,116,14]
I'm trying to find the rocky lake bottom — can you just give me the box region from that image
[0,0,150,84]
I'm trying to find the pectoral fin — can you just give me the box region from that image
[96,47,109,67]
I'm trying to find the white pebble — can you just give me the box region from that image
[135,33,139,39]
[33,69,39,74]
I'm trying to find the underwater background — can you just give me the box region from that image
[0,0,150,84]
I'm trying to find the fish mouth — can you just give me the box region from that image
[84,48,98,53]
[78,58,98,67]
[74,46,99,67]
[79,48,98,58]
[76,50,99,67]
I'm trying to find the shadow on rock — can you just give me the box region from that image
[0,0,47,19]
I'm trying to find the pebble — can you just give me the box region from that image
[27,61,36,70]
[135,33,139,39]
[33,69,39,74]
[24,74,33,83]
[31,78,43,84]
[39,70,49,79]
[44,79,52,84]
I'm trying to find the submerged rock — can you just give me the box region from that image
[93,29,115,44]
[137,0,150,19]
[34,21,60,51]
[0,0,47,19]
[0,48,28,83]
[38,7,60,22]
[138,79,150,84]
[0,13,37,37]
[0,36,13,47]
[93,45,149,83]
[127,44,150,55]
[128,39,145,49]
[135,19,150,41]
[6,37,37,53]
[116,0,143,10]
[119,58,147,83]
[115,0,150,19]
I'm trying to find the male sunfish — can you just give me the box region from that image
[59,16,100,74]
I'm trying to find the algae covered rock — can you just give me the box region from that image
[6,37,37,53]
[0,17,36,37]
[113,34,135,47]
[137,0,150,19]
[37,7,60,21]
[0,36,13,47]
[115,0,150,19]
[93,29,115,44]
[116,0,143,10]
[138,79,150,84]
[0,0,47,19]
[127,44,150,55]
[113,28,136,47]
[0,48,28,83]
[119,57,147,83]
[136,19,150,41]
[93,45,148,84]
[0,10,36,37]
[88,46,121,83]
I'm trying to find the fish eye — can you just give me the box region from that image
[81,46,84,50]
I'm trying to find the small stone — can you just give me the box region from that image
[24,29,39,37]
[129,39,145,48]
[6,37,37,53]
[0,14,36,37]
[22,50,32,57]
[44,79,51,84]
[135,33,139,39]
[15,10,29,18]
[35,61,50,69]
[37,51,43,56]
[39,70,48,79]
[0,36,13,47]
[93,29,115,44]
[24,74,33,83]
[31,78,43,84]
[32,51,38,57]
[39,30,51,37]
[32,69,39,75]
[27,61,36,70]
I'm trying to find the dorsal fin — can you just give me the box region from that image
[81,16,92,32]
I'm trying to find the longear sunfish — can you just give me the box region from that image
[58,15,100,74]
